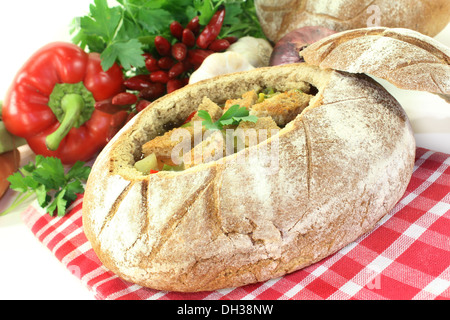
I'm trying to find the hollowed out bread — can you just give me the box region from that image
[82,63,415,292]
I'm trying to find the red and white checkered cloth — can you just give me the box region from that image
[21,147,450,300]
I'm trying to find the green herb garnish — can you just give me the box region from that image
[198,104,258,130]
[1,156,91,217]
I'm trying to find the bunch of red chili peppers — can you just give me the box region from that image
[2,8,231,165]
[107,8,232,115]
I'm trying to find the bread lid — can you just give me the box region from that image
[301,27,450,102]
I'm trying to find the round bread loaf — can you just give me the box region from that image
[255,0,450,43]
[82,63,416,292]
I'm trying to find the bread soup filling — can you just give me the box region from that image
[135,87,315,174]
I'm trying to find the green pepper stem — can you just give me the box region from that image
[46,94,84,151]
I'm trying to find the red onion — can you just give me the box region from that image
[269,27,336,66]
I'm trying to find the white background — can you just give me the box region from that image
[0,0,449,300]
[0,0,98,300]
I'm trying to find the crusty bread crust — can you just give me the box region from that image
[301,27,450,97]
[255,0,450,43]
[82,63,415,292]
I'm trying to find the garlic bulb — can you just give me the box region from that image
[189,51,255,84]
[227,36,273,67]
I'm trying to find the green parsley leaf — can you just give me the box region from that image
[194,0,215,25]
[31,156,66,190]
[6,172,30,194]
[198,105,258,130]
[79,0,122,43]
[35,184,51,208]
[1,156,91,217]
[138,8,173,34]
[221,104,249,120]
[197,109,220,131]
[66,161,91,181]
[101,39,145,71]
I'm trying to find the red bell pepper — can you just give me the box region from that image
[2,42,128,164]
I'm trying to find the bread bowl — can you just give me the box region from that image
[82,62,416,292]
[255,0,450,43]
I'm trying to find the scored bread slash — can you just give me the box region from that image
[301,27,450,101]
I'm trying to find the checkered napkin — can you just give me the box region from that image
[21,147,450,300]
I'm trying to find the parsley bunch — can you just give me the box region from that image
[71,0,265,71]
[1,156,91,217]
[198,104,258,130]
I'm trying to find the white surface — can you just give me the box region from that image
[0,1,449,300]
[0,0,95,300]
